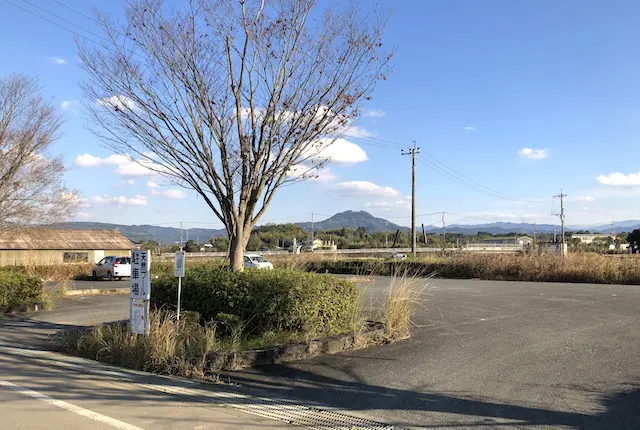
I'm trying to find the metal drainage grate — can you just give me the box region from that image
[140,382,400,429]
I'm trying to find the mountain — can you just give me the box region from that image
[583,220,640,234]
[52,216,640,244]
[296,210,407,233]
[52,222,226,244]
[439,222,560,235]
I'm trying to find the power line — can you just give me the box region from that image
[50,0,95,22]
[22,0,110,43]
[350,135,543,204]
[2,0,107,47]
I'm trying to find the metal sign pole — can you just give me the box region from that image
[177,275,182,321]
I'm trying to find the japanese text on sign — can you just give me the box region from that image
[130,249,151,300]
[174,251,185,277]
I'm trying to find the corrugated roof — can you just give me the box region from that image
[0,228,133,250]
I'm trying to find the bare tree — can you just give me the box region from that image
[79,0,392,270]
[0,75,78,230]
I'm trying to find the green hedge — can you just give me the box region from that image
[151,268,359,337]
[0,271,44,311]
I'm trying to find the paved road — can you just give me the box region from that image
[0,345,293,430]
[0,294,295,429]
[0,294,395,429]
[6,277,640,429]
[232,277,640,429]
[46,279,130,291]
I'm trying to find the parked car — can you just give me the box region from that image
[390,252,407,260]
[243,254,274,270]
[92,256,131,280]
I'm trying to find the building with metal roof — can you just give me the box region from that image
[0,228,133,266]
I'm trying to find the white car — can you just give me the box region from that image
[93,256,131,280]
[391,252,407,260]
[243,254,274,270]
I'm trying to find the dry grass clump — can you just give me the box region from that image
[381,270,429,339]
[59,310,218,379]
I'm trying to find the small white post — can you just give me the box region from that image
[177,275,182,321]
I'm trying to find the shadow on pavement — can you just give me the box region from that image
[0,315,82,350]
[230,364,640,429]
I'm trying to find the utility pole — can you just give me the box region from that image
[533,223,537,251]
[441,212,446,255]
[401,141,420,257]
[385,232,388,248]
[553,189,567,257]
[310,213,314,252]
[179,221,183,250]
[422,223,427,246]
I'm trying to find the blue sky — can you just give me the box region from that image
[1,0,639,230]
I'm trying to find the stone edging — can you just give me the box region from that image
[211,321,387,370]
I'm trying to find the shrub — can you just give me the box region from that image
[0,271,44,311]
[151,268,359,338]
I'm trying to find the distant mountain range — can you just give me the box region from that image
[52,212,640,243]
[51,222,226,244]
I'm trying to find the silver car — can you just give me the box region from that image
[92,256,131,280]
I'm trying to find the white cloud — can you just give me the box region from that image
[570,195,595,203]
[597,172,640,186]
[60,100,80,112]
[146,180,159,188]
[75,212,92,220]
[364,109,385,118]
[97,95,137,111]
[343,125,375,139]
[151,189,186,199]
[75,153,131,167]
[309,138,368,165]
[49,57,66,65]
[464,126,475,131]
[88,195,148,206]
[121,179,136,185]
[333,181,400,197]
[75,153,168,177]
[518,148,549,160]
[114,159,165,176]
[287,165,337,182]
[365,197,411,212]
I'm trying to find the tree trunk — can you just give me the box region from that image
[229,225,249,271]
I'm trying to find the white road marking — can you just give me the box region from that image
[0,380,145,430]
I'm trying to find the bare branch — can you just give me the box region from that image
[78,0,392,270]
[0,74,78,230]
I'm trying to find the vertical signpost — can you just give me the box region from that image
[174,250,185,321]
[130,249,151,335]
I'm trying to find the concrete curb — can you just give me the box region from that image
[221,321,387,369]
[65,288,129,296]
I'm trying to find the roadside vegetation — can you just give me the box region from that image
[59,267,418,378]
[272,252,640,285]
[0,271,59,312]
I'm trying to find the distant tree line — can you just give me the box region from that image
[139,226,640,254]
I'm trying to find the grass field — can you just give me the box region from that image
[2,252,638,285]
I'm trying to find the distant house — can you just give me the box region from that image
[0,228,133,266]
[571,233,613,244]
[479,236,534,246]
[464,236,533,252]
